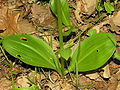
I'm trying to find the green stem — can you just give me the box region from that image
[50,31,53,49]
[11,74,15,89]
[57,0,64,49]
[57,0,64,76]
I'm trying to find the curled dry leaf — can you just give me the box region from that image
[0,6,22,37]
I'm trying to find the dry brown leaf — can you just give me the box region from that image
[31,3,57,28]
[0,0,7,5]
[18,19,36,33]
[103,64,111,78]
[116,84,120,90]
[109,11,120,34]
[111,11,120,27]
[44,80,75,90]
[85,73,100,80]
[116,69,120,90]
[15,75,30,88]
[75,0,96,22]
[0,78,12,90]
[74,0,85,23]
[107,74,118,90]
[0,6,22,36]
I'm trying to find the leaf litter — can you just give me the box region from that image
[0,0,120,90]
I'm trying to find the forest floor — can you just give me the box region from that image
[0,0,120,90]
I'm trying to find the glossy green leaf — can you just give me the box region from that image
[104,2,114,14]
[10,85,39,90]
[68,33,116,72]
[59,48,72,60]
[2,34,61,74]
[50,0,70,26]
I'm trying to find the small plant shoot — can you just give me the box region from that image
[104,2,115,14]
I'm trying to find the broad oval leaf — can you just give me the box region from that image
[2,34,61,72]
[68,33,116,72]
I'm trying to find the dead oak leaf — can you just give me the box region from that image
[0,6,22,37]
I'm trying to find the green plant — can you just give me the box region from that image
[2,33,116,74]
[96,5,103,14]
[96,0,115,14]
[96,0,103,15]
[104,2,115,14]
[1,0,117,77]
[50,0,77,36]
[10,85,39,90]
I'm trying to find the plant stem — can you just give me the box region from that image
[50,31,53,49]
[57,0,64,49]
[57,0,64,76]
[11,74,15,89]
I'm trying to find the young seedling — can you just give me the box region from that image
[96,0,115,14]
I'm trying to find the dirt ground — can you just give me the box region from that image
[0,0,120,90]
